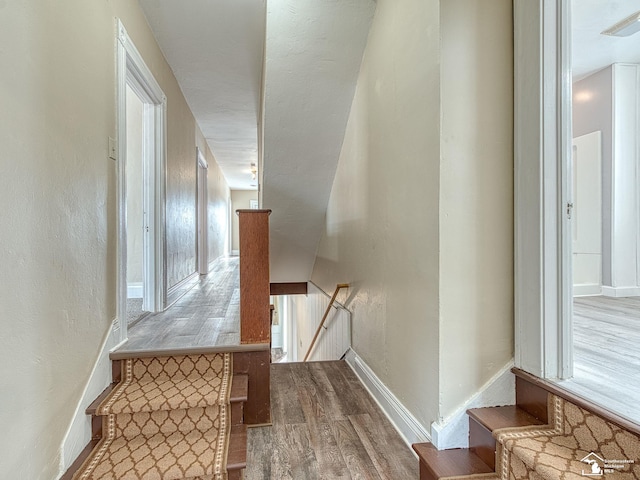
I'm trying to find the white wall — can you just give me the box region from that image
[290,283,351,362]
[312,0,442,430]
[439,0,514,420]
[0,1,229,478]
[230,190,258,252]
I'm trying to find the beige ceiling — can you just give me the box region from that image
[138,0,266,190]
[139,0,375,282]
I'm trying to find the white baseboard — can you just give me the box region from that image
[602,286,640,297]
[127,283,143,298]
[573,284,602,297]
[58,322,121,478]
[430,360,515,450]
[230,250,239,257]
[344,348,430,452]
[166,271,199,307]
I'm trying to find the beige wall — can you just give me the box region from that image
[312,0,514,431]
[231,190,258,251]
[439,0,514,420]
[312,0,442,428]
[196,127,231,262]
[0,1,228,478]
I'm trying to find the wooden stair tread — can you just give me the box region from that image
[467,405,544,432]
[413,443,493,479]
[230,374,248,403]
[227,424,247,471]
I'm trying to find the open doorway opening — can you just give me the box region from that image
[563,0,640,424]
[116,20,167,343]
[125,85,149,325]
[197,147,209,275]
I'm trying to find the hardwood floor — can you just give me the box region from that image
[245,361,418,480]
[115,257,241,355]
[557,296,640,425]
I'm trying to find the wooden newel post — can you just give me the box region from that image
[237,209,272,344]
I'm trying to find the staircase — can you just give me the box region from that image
[413,369,640,480]
[64,351,248,480]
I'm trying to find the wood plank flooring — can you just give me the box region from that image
[557,296,640,426]
[245,361,418,480]
[115,257,241,355]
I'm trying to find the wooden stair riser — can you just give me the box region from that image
[230,400,244,426]
[469,417,496,470]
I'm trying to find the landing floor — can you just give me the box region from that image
[557,295,640,426]
[246,361,418,480]
[115,256,241,357]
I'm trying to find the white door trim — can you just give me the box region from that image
[116,19,167,343]
[513,0,573,380]
[197,147,209,274]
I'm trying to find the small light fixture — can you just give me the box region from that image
[601,10,640,37]
[250,163,257,181]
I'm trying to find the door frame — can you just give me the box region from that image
[116,19,167,343]
[197,147,209,274]
[514,0,573,380]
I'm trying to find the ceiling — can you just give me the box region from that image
[262,0,375,282]
[572,0,640,81]
[140,0,375,282]
[138,0,265,190]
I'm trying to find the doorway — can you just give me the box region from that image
[197,147,209,275]
[125,85,149,325]
[116,20,167,343]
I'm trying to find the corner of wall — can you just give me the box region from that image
[58,321,121,478]
[430,359,515,450]
[344,348,430,452]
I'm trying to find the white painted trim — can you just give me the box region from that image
[514,0,572,380]
[197,147,208,275]
[127,283,143,298]
[602,286,640,297]
[430,361,515,450]
[166,271,199,307]
[58,322,120,478]
[344,348,430,452]
[231,249,239,256]
[573,284,602,297]
[116,19,167,343]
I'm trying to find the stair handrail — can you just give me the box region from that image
[304,283,349,362]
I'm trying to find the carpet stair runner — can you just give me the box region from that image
[414,373,640,480]
[72,352,246,480]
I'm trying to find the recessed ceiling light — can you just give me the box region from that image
[602,10,640,37]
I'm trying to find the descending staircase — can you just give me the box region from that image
[413,370,640,480]
[64,352,249,480]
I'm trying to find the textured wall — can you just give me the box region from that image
[196,127,230,264]
[312,0,442,430]
[0,1,225,478]
[230,190,258,251]
[439,0,514,420]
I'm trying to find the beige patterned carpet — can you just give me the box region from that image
[495,395,640,480]
[73,353,232,480]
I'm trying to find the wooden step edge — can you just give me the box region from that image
[59,439,100,480]
[412,442,493,480]
[230,374,249,403]
[513,367,640,437]
[85,383,118,415]
[110,342,270,360]
[226,424,247,471]
[467,405,545,433]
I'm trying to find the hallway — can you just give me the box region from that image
[115,257,242,357]
[245,361,418,480]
